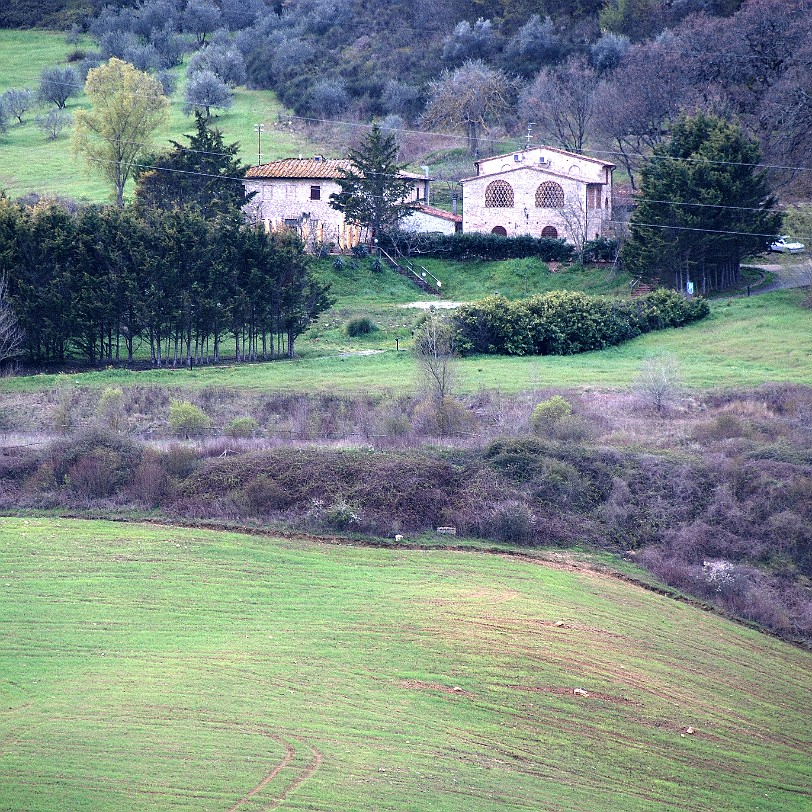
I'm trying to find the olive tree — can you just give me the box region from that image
[422,61,518,156]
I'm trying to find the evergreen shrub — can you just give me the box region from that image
[346,316,376,337]
[169,400,212,438]
[225,416,259,438]
[382,232,575,262]
[453,289,709,356]
[531,396,573,433]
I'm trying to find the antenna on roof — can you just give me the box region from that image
[526,122,535,150]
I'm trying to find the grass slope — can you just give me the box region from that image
[0,518,810,811]
[0,29,312,203]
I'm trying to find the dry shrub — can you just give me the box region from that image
[411,397,474,437]
[175,448,460,532]
[69,448,127,499]
[486,500,535,544]
[693,413,750,442]
[163,443,198,478]
[717,399,775,420]
[451,468,515,537]
[240,474,292,515]
[45,427,142,498]
[753,383,812,416]
[0,447,39,483]
[25,460,57,493]
[376,401,413,445]
[128,450,170,506]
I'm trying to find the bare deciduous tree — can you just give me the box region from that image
[595,39,693,189]
[422,61,518,156]
[0,273,23,366]
[413,312,457,404]
[634,353,682,413]
[520,57,598,154]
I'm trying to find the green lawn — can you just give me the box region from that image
[0,29,313,203]
[0,517,809,811]
[2,289,809,395]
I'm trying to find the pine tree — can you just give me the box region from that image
[622,113,782,293]
[134,111,250,220]
[328,124,415,241]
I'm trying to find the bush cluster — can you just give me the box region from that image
[382,232,575,262]
[346,317,377,337]
[452,289,709,356]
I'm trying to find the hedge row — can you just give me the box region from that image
[382,232,576,262]
[452,288,710,356]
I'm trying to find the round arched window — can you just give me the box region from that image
[491,226,508,236]
[541,225,559,238]
[536,182,565,208]
[485,180,514,208]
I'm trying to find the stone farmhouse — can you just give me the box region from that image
[243,146,610,249]
[459,146,615,243]
[243,156,460,247]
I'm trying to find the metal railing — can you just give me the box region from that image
[377,246,442,294]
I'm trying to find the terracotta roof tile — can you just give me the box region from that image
[245,158,429,181]
[245,158,353,179]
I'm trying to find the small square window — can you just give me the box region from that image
[310,185,321,200]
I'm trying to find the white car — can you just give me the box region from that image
[769,236,805,253]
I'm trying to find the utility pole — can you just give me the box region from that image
[526,122,535,150]
[254,123,265,165]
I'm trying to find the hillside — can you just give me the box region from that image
[0,29,309,203]
[1,517,810,812]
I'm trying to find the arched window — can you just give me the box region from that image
[485,180,514,208]
[541,225,559,238]
[535,181,565,208]
[491,226,507,236]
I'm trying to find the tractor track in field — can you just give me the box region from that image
[226,733,321,811]
[226,734,294,812]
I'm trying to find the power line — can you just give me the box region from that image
[47,71,812,176]
[78,155,803,242]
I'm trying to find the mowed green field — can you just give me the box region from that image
[2,289,810,395]
[0,29,311,203]
[1,518,810,811]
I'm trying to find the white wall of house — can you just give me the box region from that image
[244,175,431,245]
[400,207,459,236]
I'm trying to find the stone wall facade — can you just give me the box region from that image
[460,147,614,244]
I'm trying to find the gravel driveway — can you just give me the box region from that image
[752,258,812,292]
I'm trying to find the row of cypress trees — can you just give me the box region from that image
[0,197,332,366]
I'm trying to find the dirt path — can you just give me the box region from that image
[265,740,323,811]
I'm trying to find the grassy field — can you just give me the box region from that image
[0,29,312,203]
[0,517,809,811]
[1,287,809,395]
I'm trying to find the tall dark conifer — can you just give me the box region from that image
[134,111,250,220]
[329,124,415,241]
[622,113,782,293]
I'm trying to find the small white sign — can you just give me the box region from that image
[686,281,695,295]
